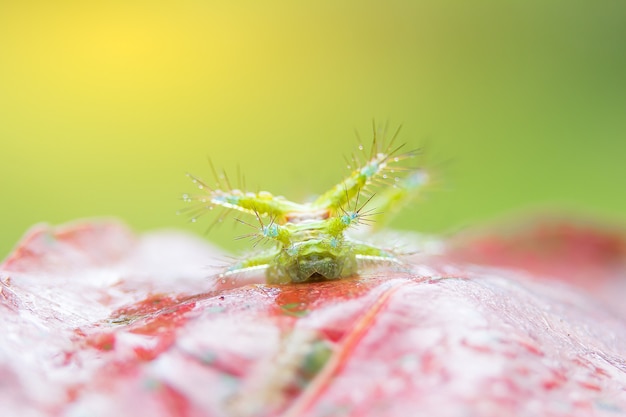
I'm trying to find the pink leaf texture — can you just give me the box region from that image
[1,218,625,417]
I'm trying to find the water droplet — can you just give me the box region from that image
[358,145,364,151]
[192,179,197,184]
[198,185,204,189]
[382,174,388,179]
[191,218,197,223]
[394,157,399,162]
[221,279,226,284]
[347,165,352,169]
[394,177,400,182]
[176,210,181,215]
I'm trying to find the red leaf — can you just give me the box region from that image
[1,219,626,416]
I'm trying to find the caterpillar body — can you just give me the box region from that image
[182,124,432,284]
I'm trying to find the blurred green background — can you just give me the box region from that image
[1,0,625,259]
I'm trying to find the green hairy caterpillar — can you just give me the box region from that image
[181,123,432,284]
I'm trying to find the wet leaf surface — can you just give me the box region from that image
[1,219,625,417]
